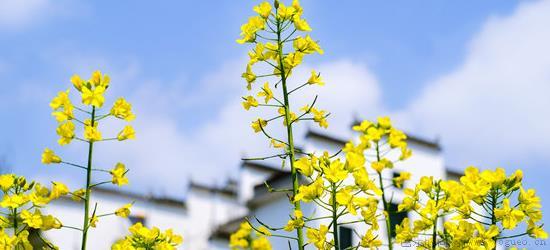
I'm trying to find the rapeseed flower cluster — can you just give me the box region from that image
[43,71,182,249]
[111,222,183,250]
[235,1,328,249]
[229,222,272,250]
[230,116,413,249]
[0,174,63,249]
[396,167,546,249]
[231,1,546,249]
[45,71,137,249]
[287,117,411,249]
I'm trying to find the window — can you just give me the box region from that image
[128,215,146,226]
[26,228,50,248]
[339,226,353,249]
[392,171,400,179]
[389,203,407,238]
[392,171,404,189]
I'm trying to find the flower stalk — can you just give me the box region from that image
[275,11,305,250]
[81,106,95,250]
[376,142,393,250]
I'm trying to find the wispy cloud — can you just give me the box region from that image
[395,0,550,169]
[0,0,85,31]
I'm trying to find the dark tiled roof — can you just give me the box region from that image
[64,187,186,209]
[445,167,464,181]
[306,128,441,151]
[209,216,247,240]
[240,161,287,174]
[189,181,237,197]
[247,171,310,209]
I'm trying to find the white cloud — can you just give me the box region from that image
[395,0,550,168]
[104,0,550,191]
[92,58,382,196]
[0,0,85,30]
[9,0,550,201]
[0,0,50,29]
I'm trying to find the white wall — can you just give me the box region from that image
[45,191,188,250]
[251,195,316,249]
[238,165,278,203]
[186,188,247,250]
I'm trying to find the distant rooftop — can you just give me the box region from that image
[240,161,288,174]
[306,128,441,151]
[188,180,238,197]
[210,215,247,240]
[58,186,186,209]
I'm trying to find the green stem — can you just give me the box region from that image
[331,183,340,250]
[13,208,18,235]
[275,16,305,250]
[376,142,393,250]
[431,185,440,250]
[81,106,96,250]
[489,190,499,250]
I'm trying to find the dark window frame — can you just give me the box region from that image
[338,225,353,249]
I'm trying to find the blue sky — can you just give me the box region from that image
[1,0,549,240]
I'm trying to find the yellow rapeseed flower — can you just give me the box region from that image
[495,198,525,229]
[117,125,136,141]
[110,163,129,186]
[21,210,43,229]
[294,177,324,202]
[251,237,272,250]
[81,85,106,107]
[0,194,29,209]
[29,184,51,206]
[270,139,285,148]
[90,215,98,228]
[71,74,85,92]
[360,229,382,249]
[110,97,135,121]
[306,225,328,249]
[89,70,110,88]
[242,96,259,110]
[237,16,266,44]
[242,64,257,90]
[41,148,62,164]
[293,17,312,31]
[306,70,324,85]
[324,159,347,183]
[257,82,273,104]
[84,123,102,142]
[393,171,411,188]
[294,157,313,177]
[294,36,323,55]
[251,118,267,133]
[50,182,69,199]
[248,43,267,65]
[253,2,272,19]
[56,121,75,145]
[276,2,296,20]
[527,220,548,239]
[41,214,62,230]
[283,210,304,231]
[71,188,86,201]
[50,89,71,110]
[115,203,133,218]
[0,174,15,191]
[283,52,303,69]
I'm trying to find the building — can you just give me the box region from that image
[44,187,188,249]
[43,127,454,250]
[208,128,451,250]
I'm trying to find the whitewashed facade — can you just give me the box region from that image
[209,129,455,250]
[44,188,188,250]
[42,128,455,250]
